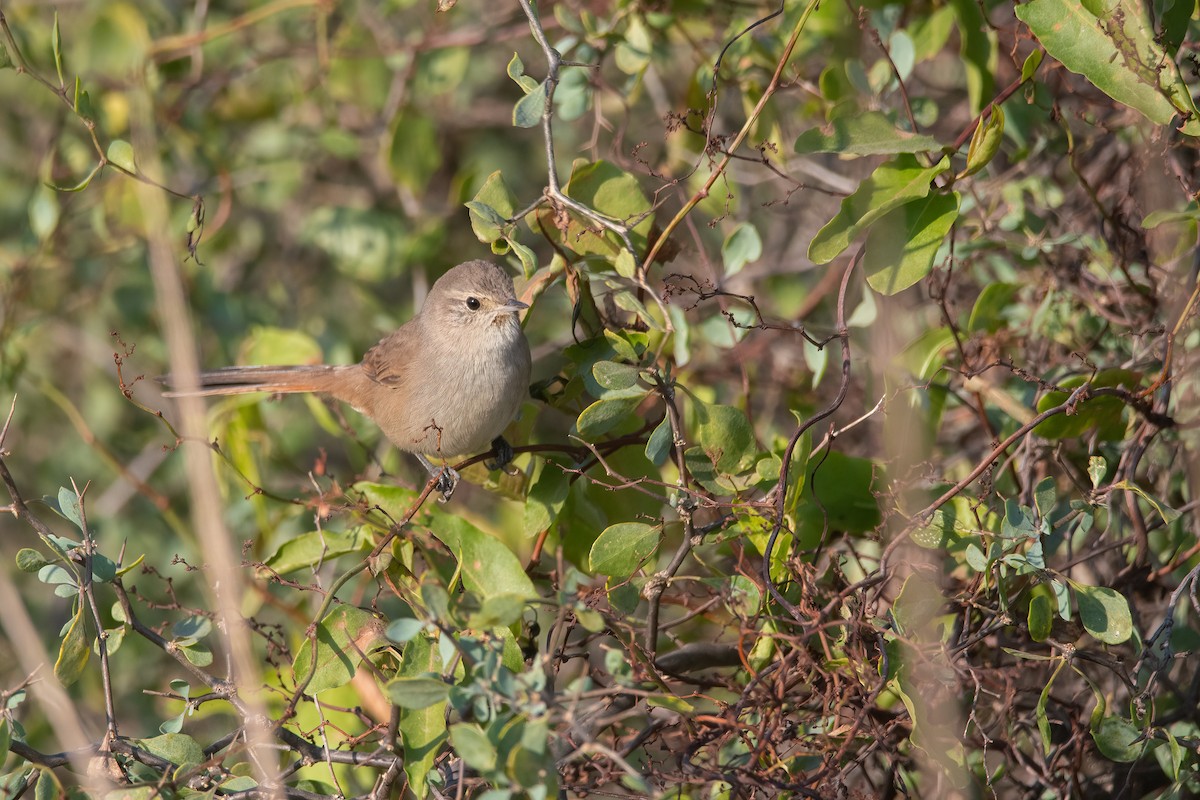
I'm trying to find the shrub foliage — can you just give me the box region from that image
[1,1,1199,798]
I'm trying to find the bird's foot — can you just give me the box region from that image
[484,436,515,472]
[433,466,459,502]
[417,455,459,502]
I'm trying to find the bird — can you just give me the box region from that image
[165,260,532,498]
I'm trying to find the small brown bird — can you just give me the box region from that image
[166,260,532,497]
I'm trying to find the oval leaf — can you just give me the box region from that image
[809,154,950,265]
[1075,584,1133,644]
[106,139,137,174]
[386,676,451,710]
[590,522,660,577]
[864,191,960,295]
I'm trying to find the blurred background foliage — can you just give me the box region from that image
[1,0,1199,797]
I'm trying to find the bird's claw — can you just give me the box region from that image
[433,466,459,502]
[484,436,515,472]
[417,454,459,501]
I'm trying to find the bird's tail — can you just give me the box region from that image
[162,365,348,398]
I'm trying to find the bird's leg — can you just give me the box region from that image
[484,436,515,472]
[416,454,458,501]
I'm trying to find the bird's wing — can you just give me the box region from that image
[361,329,409,386]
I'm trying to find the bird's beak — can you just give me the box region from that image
[497,298,528,315]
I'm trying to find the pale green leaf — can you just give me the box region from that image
[794,111,943,156]
[721,222,762,277]
[1092,716,1144,762]
[1075,584,1133,644]
[106,139,137,174]
[398,635,447,797]
[589,522,660,577]
[292,605,387,695]
[1015,0,1200,135]
[961,105,1004,177]
[809,155,950,265]
[864,191,959,295]
[54,607,89,686]
[513,82,548,128]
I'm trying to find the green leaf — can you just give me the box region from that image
[1034,476,1056,520]
[266,528,372,575]
[513,81,548,128]
[614,249,637,278]
[614,16,653,74]
[794,111,943,156]
[1051,579,1071,620]
[644,417,673,466]
[1021,49,1044,82]
[1034,369,1141,440]
[467,171,517,241]
[106,139,137,174]
[576,396,643,439]
[450,723,499,774]
[34,767,61,800]
[1075,584,1133,644]
[506,52,538,93]
[135,733,205,767]
[1110,480,1180,525]
[48,159,99,191]
[467,593,526,628]
[528,160,654,257]
[966,282,1019,333]
[16,548,49,573]
[428,514,536,602]
[592,360,643,393]
[397,634,447,798]
[1160,0,1195,55]
[1036,658,1065,755]
[691,402,756,474]
[55,487,84,530]
[864,191,960,295]
[292,605,386,695]
[721,222,762,277]
[1088,456,1107,490]
[1162,729,1185,781]
[72,76,94,120]
[385,618,425,644]
[909,5,956,62]
[0,718,10,757]
[892,573,944,636]
[466,202,508,244]
[507,237,538,277]
[1015,0,1200,135]
[961,105,1004,177]
[809,154,950,265]
[238,325,324,367]
[1143,205,1200,227]
[1092,716,1144,762]
[589,522,660,577]
[171,616,211,644]
[28,185,59,241]
[386,676,451,709]
[384,111,440,194]
[51,12,63,86]
[180,642,212,667]
[794,452,882,547]
[356,482,535,601]
[950,0,997,114]
[524,459,570,537]
[1028,592,1053,642]
[54,607,89,687]
[909,508,970,549]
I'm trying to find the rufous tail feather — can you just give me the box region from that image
[162,365,345,397]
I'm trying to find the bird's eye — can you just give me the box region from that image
[466,297,481,310]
